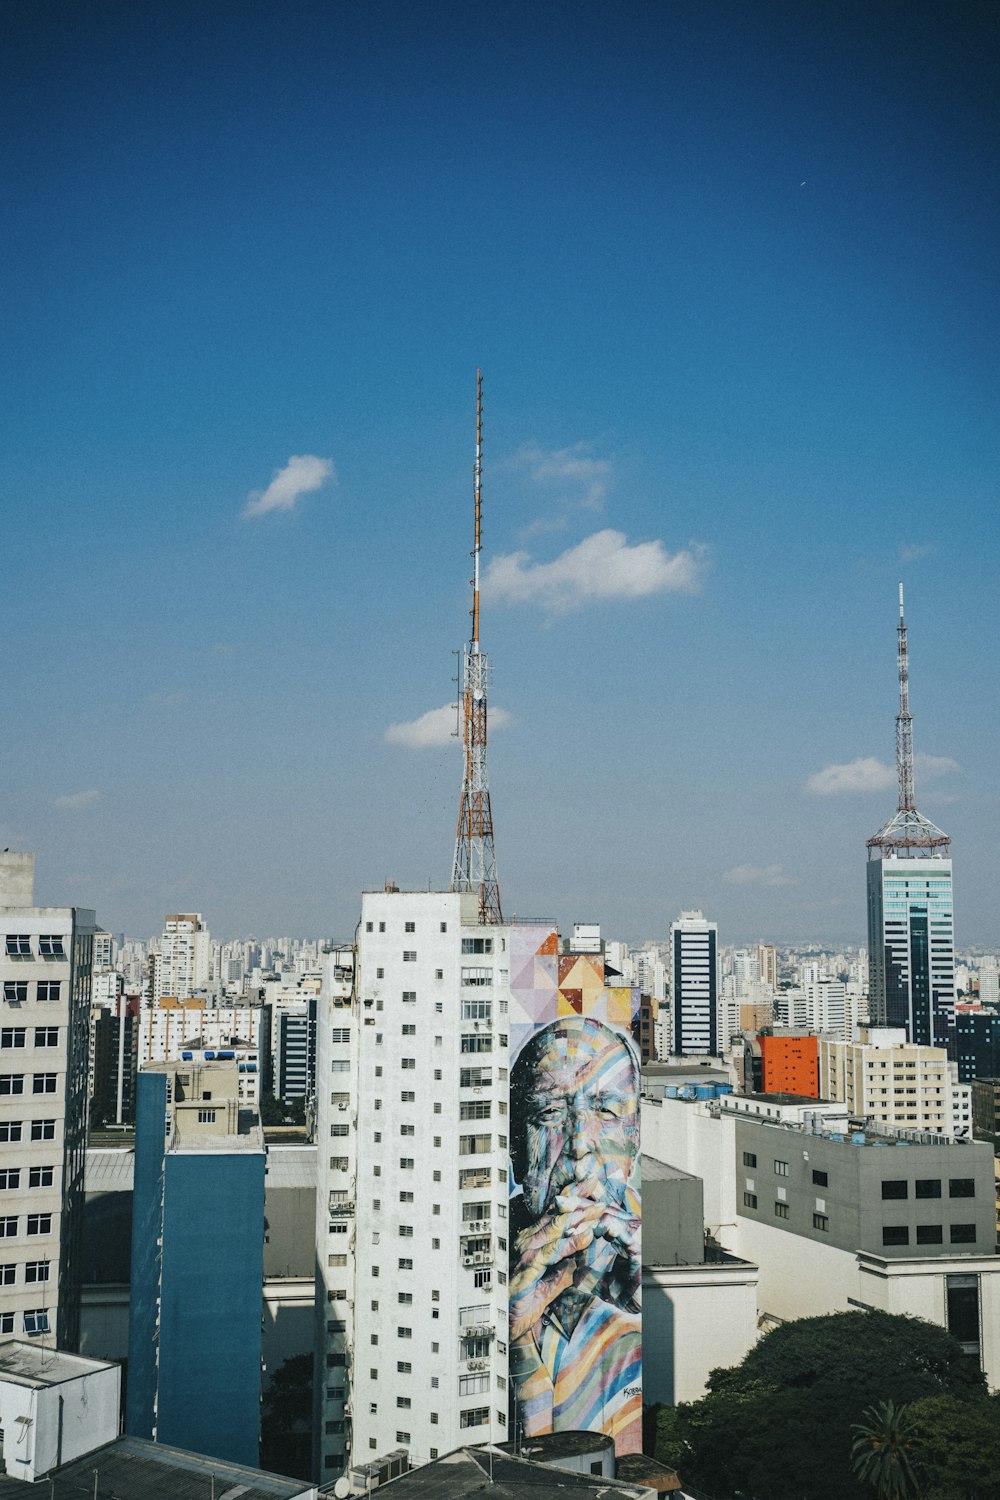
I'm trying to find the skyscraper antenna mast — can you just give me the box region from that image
[451,372,503,923]
[867,583,949,858]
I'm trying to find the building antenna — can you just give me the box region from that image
[867,583,949,859]
[451,371,503,923]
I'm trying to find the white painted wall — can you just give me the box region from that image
[642,1262,759,1405]
[0,1360,120,1480]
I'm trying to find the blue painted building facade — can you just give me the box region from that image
[126,1064,266,1466]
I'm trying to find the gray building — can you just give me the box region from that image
[733,1113,994,1258]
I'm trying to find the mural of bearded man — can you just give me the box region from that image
[509,1015,641,1450]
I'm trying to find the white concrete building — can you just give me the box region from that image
[0,852,96,1351]
[0,1342,120,1481]
[819,1028,970,1138]
[156,913,212,1001]
[315,893,511,1480]
[669,912,719,1056]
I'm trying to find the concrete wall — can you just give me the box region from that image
[0,1363,119,1482]
[642,1167,704,1267]
[642,1261,759,1405]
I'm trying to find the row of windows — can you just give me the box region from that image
[883,1179,975,1200]
[0,1075,58,1095]
[0,1168,54,1190]
[884,1224,977,1246]
[1,1029,59,1049]
[0,1260,49,1283]
[4,936,65,959]
[3,982,61,1004]
[0,1215,54,1237]
[0,1310,49,1336]
[0,1121,56,1143]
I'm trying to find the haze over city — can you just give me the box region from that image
[2,0,997,944]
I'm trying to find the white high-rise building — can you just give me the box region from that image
[315,892,511,1478]
[0,852,96,1349]
[156,913,212,1000]
[669,912,718,1056]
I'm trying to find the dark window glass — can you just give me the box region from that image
[946,1276,979,1353]
[743,1192,757,1209]
[882,1180,908,1200]
[742,1152,756,1168]
[950,1224,977,1244]
[915,1179,941,1199]
[812,1170,828,1187]
[882,1225,909,1246]
[949,1179,975,1199]
[916,1224,943,1244]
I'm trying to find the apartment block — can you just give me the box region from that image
[819,1028,966,1136]
[0,851,95,1350]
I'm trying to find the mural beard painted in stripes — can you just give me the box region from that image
[508,1006,641,1453]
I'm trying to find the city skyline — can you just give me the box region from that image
[3,1,997,943]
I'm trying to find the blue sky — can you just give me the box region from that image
[2,0,997,945]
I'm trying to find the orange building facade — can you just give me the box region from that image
[758,1032,820,1097]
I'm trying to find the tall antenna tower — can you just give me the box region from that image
[867,582,950,859]
[451,371,503,923]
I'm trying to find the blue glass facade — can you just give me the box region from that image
[867,858,955,1049]
[126,1070,266,1467]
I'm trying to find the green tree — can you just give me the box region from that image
[653,1311,986,1500]
[258,1091,286,1126]
[909,1393,1000,1500]
[851,1401,921,1500]
[260,1353,313,1480]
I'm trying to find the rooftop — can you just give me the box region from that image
[371,1446,654,1498]
[0,1436,313,1500]
[0,1341,117,1389]
[641,1154,699,1183]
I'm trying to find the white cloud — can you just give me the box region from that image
[482,530,707,614]
[723,863,788,887]
[512,443,611,510]
[243,454,335,519]
[899,542,932,563]
[53,789,100,810]
[386,703,513,749]
[806,753,959,796]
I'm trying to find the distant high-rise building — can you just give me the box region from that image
[866,588,955,1048]
[126,1058,265,1466]
[977,959,999,1008]
[0,851,96,1350]
[156,913,212,1001]
[670,911,718,1056]
[756,944,778,991]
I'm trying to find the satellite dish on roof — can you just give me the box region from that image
[333,1478,351,1499]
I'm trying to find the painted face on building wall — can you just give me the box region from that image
[513,1017,639,1220]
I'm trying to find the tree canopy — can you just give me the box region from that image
[653,1311,987,1500]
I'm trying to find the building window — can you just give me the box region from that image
[36,982,60,1003]
[0,1029,26,1049]
[397,1327,412,1339]
[0,1124,21,1143]
[811,1170,828,1187]
[742,1152,756,1168]
[0,1171,20,1191]
[916,1225,943,1244]
[916,1179,941,1199]
[946,1274,980,1356]
[405,922,416,933]
[379,922,385,932]
[460,1100,491,1120]
[0,1218,16,1238]
[402,1025,416,1036]
[399,1225,413,1238]
[812,1213,829,1231]
[0,1265,13,1285]
[37,936,65,958]
[197,1109,217,1124]
[400,1124,414,1136]
[402,991,416,1003]
[743,1191,757,1208]
[460,1408,489,1429]
[403,951,416,963]
[399,1192,414,1204]
[460,1373,489,1395]
[366,922,373,932]
[774,1202,789,1219]
[23,1309,50,1335]
[376,968,384,979]
[5,936,31,957]
[0,1076,24,1096]
[949,1179,975,1199]
[399,1157,414,1169]
[331,1027,350,1043]
[32,1075,57,1095]
[396,1432,410,1444]
[33,1028,58,1048]
[398,1257,412,1270]
[774,1160,788,1176]
[28,1167,53,1189]
[3,983,28,1004]
[881,1180,908,1200]
[882,1225,909,1246]
[331,1123,349,1138]
[950,1224,977,1243]
[460,1134,491,1155]
[24,1260,50,1283]
[401,1058,415,1070]
[396,1395,411,1408]
[30,1120,54,1142]
[330,1059,350,1073]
